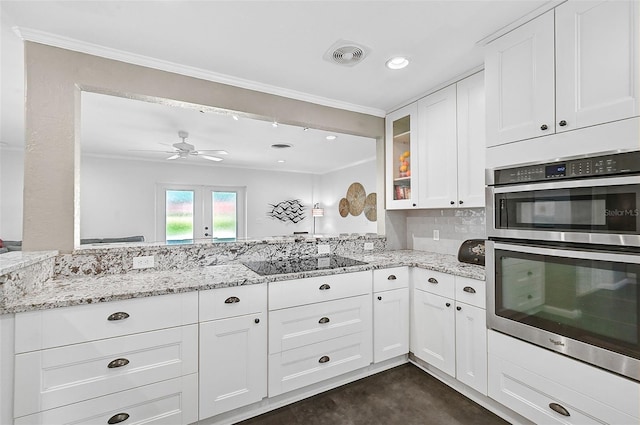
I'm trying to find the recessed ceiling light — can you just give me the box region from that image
[272,121,278,128]
[326,135,337,140]
[277,160,286,163]
[232,115,239,121]
[386,56,409,70]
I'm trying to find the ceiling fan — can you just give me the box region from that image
[133,131,228,161]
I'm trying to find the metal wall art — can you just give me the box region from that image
[267,199,306,223]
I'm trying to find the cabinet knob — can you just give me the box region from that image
[458,200,463,204]
[559,120,567,127]
[205,233,210,237]
[456,306,462,311]
[254,318,260,324]
[412,203,417,207]
[463,286,476,294]
[107,312,129,321]
[377,296,382,301]
[107,358,130,369]
[318,317,330,324]
[319,284,331,290]
[540,124,548,130]
[549,402,570,417]
[427,277,438,284]
[445,302,451,307]
[107,413,130,424]
[450,201,455,205]
[319,355,330,364]
[224,296,240,304]
[387,275,397,280]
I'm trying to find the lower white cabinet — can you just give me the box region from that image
[411,270,487,395]
[488,330,639,425]
[373,267,410,363]
[199,284,267,419]
[14,374,198,425]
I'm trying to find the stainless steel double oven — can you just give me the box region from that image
[486,150,640,381]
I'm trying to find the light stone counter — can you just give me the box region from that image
[1,250,484,314]
[0,251,58,276]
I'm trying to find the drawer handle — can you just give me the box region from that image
[319,317,330,324]
[107,358,130,369]
[428,277,438,284]
[387,274,397,280]
[319,284,331,290]
[463,286,476,294]
[107,312,129,321]
[549,402,570,417]
[107,413,130,424]
[445,302,451,307]
[224,296,240,304]
[319,355,330,364]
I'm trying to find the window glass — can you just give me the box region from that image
[166,190,194,242]
[212,191,237,239]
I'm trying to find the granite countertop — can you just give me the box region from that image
[0,251,58,276]
[2,250,484,314]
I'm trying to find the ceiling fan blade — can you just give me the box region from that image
[128,149,175,153]
[166,154,181,160]
[196,150,229,155]
[200,155,223,162]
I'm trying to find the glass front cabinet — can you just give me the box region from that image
[385,103,418,209]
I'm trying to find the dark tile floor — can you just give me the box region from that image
[236,364,510,425]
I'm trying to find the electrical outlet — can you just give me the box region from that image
[433,230,440,241]
[317,244,330,255]
[133,255,155,269]
[364,242,374,251]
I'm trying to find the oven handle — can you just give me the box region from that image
[493,242,640,264]
[492,175,640,194]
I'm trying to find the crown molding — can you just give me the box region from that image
[13,26,386,118]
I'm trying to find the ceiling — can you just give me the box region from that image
[0,0,549,171]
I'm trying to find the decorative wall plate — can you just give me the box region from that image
[363,193,377,221]
[346,182,366,216]
[338,198,350,217]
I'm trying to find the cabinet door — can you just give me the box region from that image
[485,10,555,146]
[417,85,458,208]
[456,71,486,208]
[555,1,639,132]
[199,313,267,419]
[454,302,487,395]
[373,288,409,363]
[386,103,419,209]
[411,289,455,377]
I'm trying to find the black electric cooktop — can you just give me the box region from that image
[243,255,367,276]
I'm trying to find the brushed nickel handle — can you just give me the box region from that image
[107,413,130,424]
[107,312,129,321]
[387,274,397,280]
[463,286,476,294]
[428,277,438,284]
[549,402,570,417]
[224,296,240,304]
[107,358,130,369]
[319,317,330,324]
[319,284,331,290]
[319,355,330,364]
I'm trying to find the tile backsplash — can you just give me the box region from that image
[406,208,486,255]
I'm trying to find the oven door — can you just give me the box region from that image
[487,240,640,381]
[487,175,640,246]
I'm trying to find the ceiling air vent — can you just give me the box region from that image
[323,39,370,67]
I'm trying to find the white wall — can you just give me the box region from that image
[0,149,23,241]
[316,159,377,235]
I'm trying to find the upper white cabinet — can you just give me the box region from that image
[386,71,486,209]
[386,103,419,209]
[486,1,639,147]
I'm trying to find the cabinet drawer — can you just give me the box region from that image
[269,294,371,354]
[15,292,198,353]
[268,331,372,397]
[454,276,485,308]
[14,374,198,425]
[268,271,372,310]
[412,268,455,299]
[199,283,266,322]
[15,324,198,418]
[373,267,409,292]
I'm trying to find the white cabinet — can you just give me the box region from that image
[486,1,639,147]
[386,71,486,210]
[488,330,640,424]
[373,267,409,363]
[386,103,419,209]
[411,269,487,395]
[199,284,267,419]
[268,272,372,397]
[13,293,199,425]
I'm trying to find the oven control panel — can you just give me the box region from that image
[492,151,640,185]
